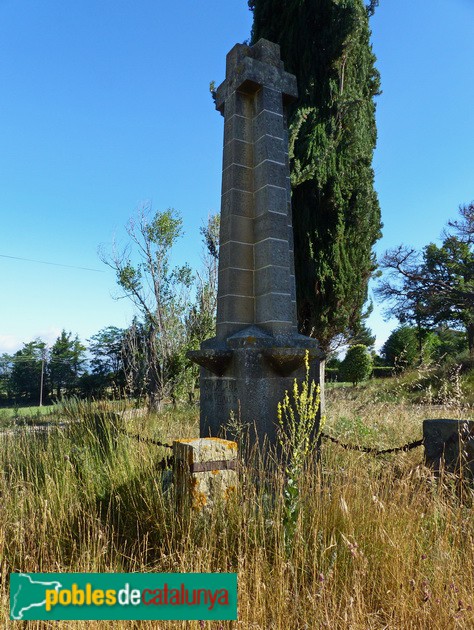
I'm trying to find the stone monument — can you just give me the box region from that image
[188,39,322,445]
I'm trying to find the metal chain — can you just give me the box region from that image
[116,427,173,449]
[321,431,424,455]
[155,455,175,470]
[117,425,425,457]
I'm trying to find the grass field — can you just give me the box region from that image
[0,404,58,428]
[0,381,473,628]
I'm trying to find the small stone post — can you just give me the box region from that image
[173,438,238,512]
[423,419,474,477]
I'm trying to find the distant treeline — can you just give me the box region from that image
[0,322,201,407]
[327,325,470,384]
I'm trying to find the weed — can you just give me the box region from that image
[277,351,324,554]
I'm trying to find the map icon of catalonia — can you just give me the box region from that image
[10,573,62,620]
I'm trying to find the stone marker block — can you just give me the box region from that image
[173,438,238,512]
[423,419,474,477]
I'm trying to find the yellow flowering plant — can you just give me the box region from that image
[277,350,325,552]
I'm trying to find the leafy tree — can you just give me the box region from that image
[249,0,382,355]
[9,339,48,403]
[101,205,193,409]
[377,203,474,361]
[88,326,126,397]
[325,355,341,382]
[326,356,341,370]
[381,326,420,371]
[348,321,376,351]
[0,354,13,403]
[89,326,124,375]
[184,214,220,400]
[372,352,386,367]
[421,331,443,365]
[120,318,150,401]
[432,327,468,363]
[381,325,445,370]
[448,202,474,243]
[189,213,219,346]
[340,344,373,385]
[49,331,86,398]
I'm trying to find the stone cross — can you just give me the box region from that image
[189,40,322,445]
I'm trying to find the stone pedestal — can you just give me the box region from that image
[173,438,238,512]
[423,419,474,477]
[195,328,320,444]
[188,40,322,445]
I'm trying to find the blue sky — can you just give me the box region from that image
[0,0,473,354]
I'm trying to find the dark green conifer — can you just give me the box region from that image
[249,0,382,352]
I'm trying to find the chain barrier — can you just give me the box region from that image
[155,455,175,470]
[117,425,425,458]
[116,428,174,469]
[321,431,424,455]
[116,427,173,449]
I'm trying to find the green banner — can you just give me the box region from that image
[10,572,237,621]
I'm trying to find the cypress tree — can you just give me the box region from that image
[249,0,382,353]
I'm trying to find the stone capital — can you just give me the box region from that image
[215,39,298,114]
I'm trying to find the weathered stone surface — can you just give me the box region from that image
[254,265,291,297]
[253,110,285,143]
[219,214,254,247]
[254,210,289,243]
[187,349,232,377]
[217,295,254,324]
[254,85,285,115]
[254,160,287,193]
[223,115,253,147]
[173,438,237,512]
[254,238,289,269]
[423,419,474,477]
[218,267,254,297]
[223,138,253,171]
[188,39,323,446]
[254,185,287,218]
[255,293,293,326]
[215,43,297,113]
[218,241,253,271]
[221,188,253,219]
[222,163,253,195]
[254,135,286,170]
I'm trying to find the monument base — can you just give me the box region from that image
[188,326,322,446]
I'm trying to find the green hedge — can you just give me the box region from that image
[325,368,340,381]
[371,366,395,379]
[325,366,395,381]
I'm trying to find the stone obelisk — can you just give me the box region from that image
[189,39,322,445]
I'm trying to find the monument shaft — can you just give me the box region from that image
[216,41,298,340]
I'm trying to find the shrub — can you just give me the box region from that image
[382,326,419,370]
[340,344,373,385]
[372,366,395,379]
[325,367,340,381]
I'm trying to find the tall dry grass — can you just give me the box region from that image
[0,389,473,629]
